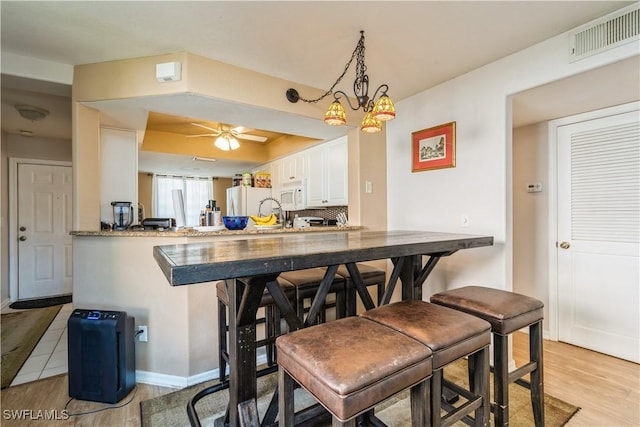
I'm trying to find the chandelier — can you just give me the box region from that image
[286,31,395,133]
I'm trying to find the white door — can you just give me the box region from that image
[557,110,639,363]
[17,163,73,299]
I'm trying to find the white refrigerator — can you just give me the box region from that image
[226,186,272,227]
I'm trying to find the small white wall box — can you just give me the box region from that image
[527,182,543,193]
[156,62,182,82]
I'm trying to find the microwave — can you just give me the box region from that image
[280,179,307,211]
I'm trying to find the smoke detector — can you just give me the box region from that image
[15,104,49,121]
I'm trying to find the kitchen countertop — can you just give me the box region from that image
[71,225,360,237]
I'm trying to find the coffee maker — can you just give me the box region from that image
[111,201,133,230]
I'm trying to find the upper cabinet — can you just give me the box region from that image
[307,136,348,207]
[279,152,308,182]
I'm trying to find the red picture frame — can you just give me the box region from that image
[411,122,456,172]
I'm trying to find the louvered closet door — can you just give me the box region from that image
[557,110,639,363]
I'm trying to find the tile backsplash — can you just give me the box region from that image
[285,206,348,222]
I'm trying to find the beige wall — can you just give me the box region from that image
[214,177,232,216]
[355,130,387,231]
[513,123,549,322]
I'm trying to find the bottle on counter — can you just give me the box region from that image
[199,211,206,226]
[213,206,222,226]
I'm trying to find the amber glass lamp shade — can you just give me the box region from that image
[324,101,347,126]
[360,112,382,133]
[372,95,396,121]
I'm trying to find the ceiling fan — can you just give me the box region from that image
[187,123,268,143]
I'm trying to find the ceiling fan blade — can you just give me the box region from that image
[234,133,268,142]
[191,122,221,135]
[186,133,218,138]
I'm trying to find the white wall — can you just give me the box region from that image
[386,22,639,304]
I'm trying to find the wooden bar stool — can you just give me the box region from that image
[216,277,296,382]
[279,267,346,323]
[430,286,545,427]
[327,263,386,315]
[276,316,433,426]
[361,300,491,427]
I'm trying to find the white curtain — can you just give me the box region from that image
[152,175,213,226]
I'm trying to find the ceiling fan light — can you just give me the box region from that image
[324,101,347,126]
[360,112,382,133]
[214,134,232,151]
[214,133,240,151]
[372,95,396,121]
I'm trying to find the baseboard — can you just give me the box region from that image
[136,353,268,388]
[135,368,219,388]
[1,298,12,310]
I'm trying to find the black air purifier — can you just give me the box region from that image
[67,309,136,403]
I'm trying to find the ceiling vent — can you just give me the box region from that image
[569,3,639,62]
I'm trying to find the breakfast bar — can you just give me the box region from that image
[153,230,493,426]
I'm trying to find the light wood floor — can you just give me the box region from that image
[1,332,638,426]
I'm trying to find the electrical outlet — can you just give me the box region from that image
[461,214,470,227]
[138,325,148,342]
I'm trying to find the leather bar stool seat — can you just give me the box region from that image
[276,316,433,426]
[361,300,491,427]
[216,277,296,382]
[279,268,346,323]
[430,286,544,427]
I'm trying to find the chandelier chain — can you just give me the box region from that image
[354,35,367,95]
[296,32,365,104]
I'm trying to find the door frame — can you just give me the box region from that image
[8,157,73,302]
[546,101,639,341]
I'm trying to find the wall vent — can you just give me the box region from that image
[569,3,640,62]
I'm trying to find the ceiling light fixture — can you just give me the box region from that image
[214,132,240,151]
[192,156,217,162]
[15,104,50,121]
[286,31,395,134]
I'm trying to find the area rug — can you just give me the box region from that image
[1,305,62,389]
[9,294,72,310]
[140,359,580,426]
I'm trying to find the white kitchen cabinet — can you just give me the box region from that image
[279,152,307,182]
[307,136,348,207]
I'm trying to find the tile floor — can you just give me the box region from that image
[6,303,73,387]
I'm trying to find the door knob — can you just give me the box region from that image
[19,226,26,231]
[19,236,27,242]
[559,241,570,249]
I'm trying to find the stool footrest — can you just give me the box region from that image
[508,361,537,384]
[440,381,484,427]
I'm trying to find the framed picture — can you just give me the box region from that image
[411,121,456,172]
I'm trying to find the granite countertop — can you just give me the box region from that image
[71,225,360,237]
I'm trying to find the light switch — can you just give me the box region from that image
[365,180,373,194]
